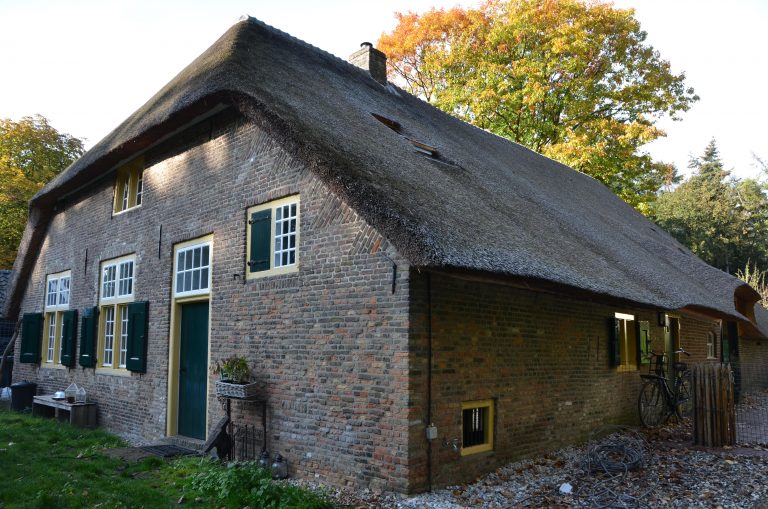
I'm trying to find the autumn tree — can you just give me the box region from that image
[378,0,697,209]
[653,140,768,273]
[0,115,84,268]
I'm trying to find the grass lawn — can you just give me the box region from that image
[0,409,340,509]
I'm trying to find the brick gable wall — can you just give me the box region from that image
[13,108,412,491]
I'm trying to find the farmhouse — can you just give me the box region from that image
[5,17,767,492]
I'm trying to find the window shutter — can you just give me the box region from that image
[19,313,43,364]
[608,318,621,368]
[126,301,149,373]
[79,307,99,368]
[59,310,78,367]
[249,209,272,273]
[637,321,651,365]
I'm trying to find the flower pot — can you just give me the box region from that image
[215,380,259,399]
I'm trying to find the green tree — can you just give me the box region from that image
[0,115,84,268]
[653,140,768,273]
[378,0,697,210]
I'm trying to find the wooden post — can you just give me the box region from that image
[692,363,735,447]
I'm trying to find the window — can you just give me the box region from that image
[42,271,71,366]
[113,158,144,214]
[98,255,135,371]
[707,331,716,359]
[246,196,300,279]
[610,313,638,369]
[461,400,494,456]
[175,242,211,296]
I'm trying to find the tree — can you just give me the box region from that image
[653,140,768,273]
[378,0,698,209]
[0,115,84,268]
[737,263,768,309]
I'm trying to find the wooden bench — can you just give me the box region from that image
[32,395,97,428]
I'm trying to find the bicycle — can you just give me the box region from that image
[637,349,692,427]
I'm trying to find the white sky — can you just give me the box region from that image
[0,0,765,179]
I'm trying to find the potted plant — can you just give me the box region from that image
[213,356,259,399]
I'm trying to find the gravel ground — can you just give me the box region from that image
[293,422,768,509]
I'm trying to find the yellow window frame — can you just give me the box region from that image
[96,255,135,375]
[245,195,300,280]
[113,157,144,214]
[41,270,71,368]
[615,312,638,371]
[461,399,494,456]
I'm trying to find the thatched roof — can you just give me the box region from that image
[5,17,763,333]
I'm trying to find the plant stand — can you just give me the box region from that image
[217,394,267,461]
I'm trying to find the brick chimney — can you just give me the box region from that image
[349,42,387,85]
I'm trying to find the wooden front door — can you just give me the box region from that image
[178,301,209,439]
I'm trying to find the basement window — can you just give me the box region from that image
[461,399,494,456]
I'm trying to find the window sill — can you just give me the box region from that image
[246,264,299,281]
[95,367,132,377]
[112,204,142,217]
[461,443,493,456]
[40,363,66,370]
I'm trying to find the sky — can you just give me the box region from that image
[0,0,766,180]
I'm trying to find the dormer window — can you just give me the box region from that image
[113,158,144,214]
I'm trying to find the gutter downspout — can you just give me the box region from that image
[426,271,433,491]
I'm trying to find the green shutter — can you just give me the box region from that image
[126,301,149,373]
[59,310,78,367]
[19,313,43,364]
[249,209,272,273]
[608,317,621,368]
[79,307,99,368]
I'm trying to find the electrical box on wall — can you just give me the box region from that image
[425,424,438,440]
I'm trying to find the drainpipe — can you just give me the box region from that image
[426,272,434,491]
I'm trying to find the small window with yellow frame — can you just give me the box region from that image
[461,399,494,456]
[113,157,144,214]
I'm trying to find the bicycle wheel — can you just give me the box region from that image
[638,380,666,428]
[675,370,693,420]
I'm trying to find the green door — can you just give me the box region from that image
[178,301,209,439]
[664,317,680,378]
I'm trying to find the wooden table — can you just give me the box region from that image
[32,395,97,428]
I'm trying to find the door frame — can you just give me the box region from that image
[166,234,213,437]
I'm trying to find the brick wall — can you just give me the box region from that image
[13,108,412,491]
[407,271,723,490]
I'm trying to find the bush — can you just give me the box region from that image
[188,459,337,509]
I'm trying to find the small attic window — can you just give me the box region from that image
[370,112,440,158]
[371,113,402,133]
[410,140,438,157]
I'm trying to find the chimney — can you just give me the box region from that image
[349,42,387,85]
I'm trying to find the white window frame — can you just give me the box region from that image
[707,331,717,359]
[101,256,135,302]
[246,195,300,280]
[98,254,135,373]
[113,158,144,215]
[43,270,71,367]
[174,241,212,297]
